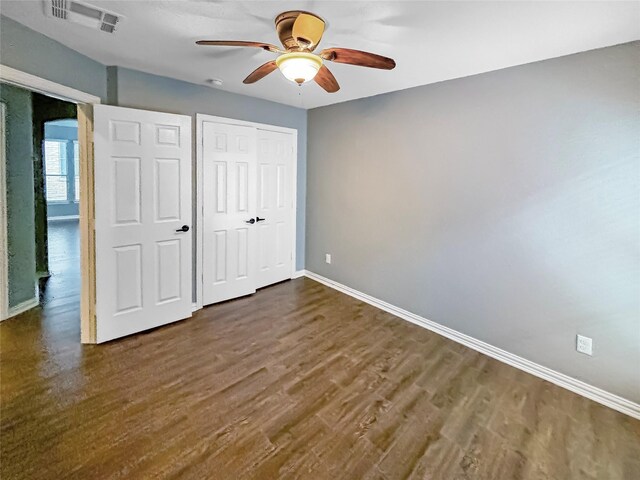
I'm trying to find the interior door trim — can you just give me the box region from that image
[195,114,298,311]
[0,64,102,105]
[0,65,100,342]
[0,103,7,321]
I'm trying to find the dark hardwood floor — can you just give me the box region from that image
[39,219,80,313]
[1,226,639,479]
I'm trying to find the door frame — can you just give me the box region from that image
[195,114,298,311]
[0,102,7,321]
[0,65,100,341]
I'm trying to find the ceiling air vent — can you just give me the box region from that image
[50,0,68,19]
[44,0,122,33]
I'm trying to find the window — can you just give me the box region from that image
[44,138,80,203]
[44,140,68,202]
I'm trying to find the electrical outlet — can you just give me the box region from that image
[325,253,332,264]
[576,334,593,356]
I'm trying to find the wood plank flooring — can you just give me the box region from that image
[1,230,639,478]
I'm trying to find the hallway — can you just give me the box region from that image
[37,219,80,337]
[43,219,79,301]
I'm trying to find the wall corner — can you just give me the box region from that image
[106,66,118,105]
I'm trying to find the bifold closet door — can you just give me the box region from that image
[201,120,295,306]
[255,129,294,289]
[202,122,258,305]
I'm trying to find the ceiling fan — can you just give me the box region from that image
[196,10,396,93]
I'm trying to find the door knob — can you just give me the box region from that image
[245,218,255,224]
[175,225,190,232]
[256,217,266,222]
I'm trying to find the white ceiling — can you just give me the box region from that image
[2,1,639,109]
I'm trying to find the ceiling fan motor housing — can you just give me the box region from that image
[275,10,325,51]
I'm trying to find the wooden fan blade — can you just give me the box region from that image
[292,12,325,51]
[196,40,282,54]
[243,61,278,84]
[319,48,396,70]
[314,65,340,93]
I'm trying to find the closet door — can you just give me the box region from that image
[202,122,257,305]
[255,130,294,289]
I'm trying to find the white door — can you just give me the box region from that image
[256,129,294,288]
[94,105,192,343]
[202,122,257,304]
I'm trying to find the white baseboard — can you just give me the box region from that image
[3,282,40,321]
[5,297,39,320]
[292,270,306,279]
[302,270,640,420]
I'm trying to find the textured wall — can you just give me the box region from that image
[306,42,640,402]
[110,66,307,272]
[0,84,36,307]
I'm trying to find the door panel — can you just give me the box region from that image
[255,130,294,289]
[94,105,192,343]
[157,240,181,303]
[202,122,257,305]
[114,244,142,313]
[113,157,141,224]
[155,158,181,221]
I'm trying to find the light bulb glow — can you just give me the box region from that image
[276,52,322,84]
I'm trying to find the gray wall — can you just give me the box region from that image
[0,15,107,101]
[306,42,640,402]
[109,66,307,271]
[0,84,36,307]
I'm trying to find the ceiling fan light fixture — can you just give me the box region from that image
[275,52,322,85]
[196,9,396,93]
